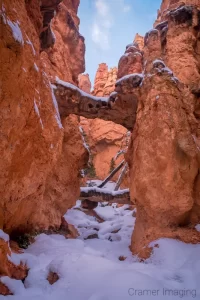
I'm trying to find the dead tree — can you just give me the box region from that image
[114,163,128,191]
[98,160,125,188]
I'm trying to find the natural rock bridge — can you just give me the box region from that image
[52,75,141,204]
[53,75,141,131]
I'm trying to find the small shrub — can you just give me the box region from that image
[109,158,116,173]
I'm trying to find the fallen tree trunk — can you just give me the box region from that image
[97,160,125,188]
[80,187,131,205]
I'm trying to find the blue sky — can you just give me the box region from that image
[78,0,162,85]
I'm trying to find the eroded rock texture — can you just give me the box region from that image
[92,63,118,96]
[134,33,144,50]
[40,0,85,84]
[117,35,144,79]
[78,73,91,93]
[127,1,200,258]
[155,0,200,26]
[0,0,87,237]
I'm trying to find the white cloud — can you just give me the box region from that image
[123,5,131,12]
[91,0,131,50]
[91,0,113,50]
[91,22,110,50]
[119,0,131,13]
[95,0,109,17]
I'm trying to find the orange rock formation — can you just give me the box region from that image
[93,63,118,97]
[78,73,91,93]
[117,35,144,79]
[134,33,144,50]
[127,0,200,258]
[0,0,87,286]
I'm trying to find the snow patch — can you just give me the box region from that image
[0,229,9,242]
[153,59,166,67]
[79,126,90,153]
[114,149,126,160]
[1,7,24,45]
[51,25,56,44]
[195,224,200,232]
[34,100,44,130]
[7,20,24,45]
[147,28,159,35]
[116,73,144,85]
[1,203,200,299]
[162,67,173,75]
[56,77,109,103]
[33,63,39,72]
[109,91,117,98]
[26,36,36,56]
[50,83,63,129]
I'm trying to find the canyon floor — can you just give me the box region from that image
[1,181,200,300]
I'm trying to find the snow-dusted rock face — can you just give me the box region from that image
[0,232,27,295]
[0,0,87,240]
[40,0,85,85]
[117,35,144,79]
[154,0,200,27]
[126,2,200,258]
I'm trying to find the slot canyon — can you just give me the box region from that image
[0,0,200,298]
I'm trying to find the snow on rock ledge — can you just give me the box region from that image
[0,229,9,242]
[54,77,139,130]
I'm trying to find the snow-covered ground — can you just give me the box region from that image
[1,187,200,299]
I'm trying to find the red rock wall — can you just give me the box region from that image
[125,1,200,258]
[155,0,200,26]
[0,0,87,237]
[40,0,85,84]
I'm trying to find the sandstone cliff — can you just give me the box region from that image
[0,0,87,285]
[154,0,200,26]
[126,0,200,258]
[40,0,85,84]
